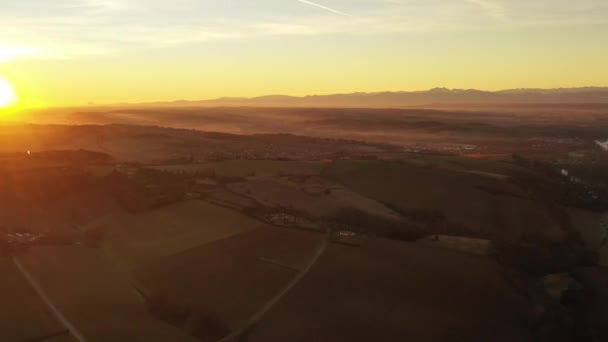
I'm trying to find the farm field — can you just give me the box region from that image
[0,164,124,233]
[375,153,525,176]
[84,200,262,268]
[0,258,68,342]
[151,160,329,178]
[16,246,199,342]
[243,239,532,342]
[40,336,80,342]
[204,187,259,210]
[0,155,65,172]
[600,247,608,266]
[18,105,608,158]
[228,176,400,220]
[135,226,324,337]
[324,159,564,241]
[0,113,606,342]
[566,209,607,249]
[417,235,493,256]
[0,124,390,163]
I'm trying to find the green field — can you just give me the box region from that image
[18,247,199,342]
[0,156,66,172]
[567,208,607,249]
[600,247,608,266]
[351,153,525,178]
[85,200,263,268]
[229,177,400,220]
[151,160,328,178]
[84,165,116,177]
[324,159,563,241]
[245,239,531,342]
[136,226,323,338]
[0,258,68,342]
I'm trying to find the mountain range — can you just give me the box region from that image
[137,87,608,108]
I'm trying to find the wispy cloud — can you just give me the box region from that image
[295,0,351,16]
[0,46,46,63]
[465,0,506,19]
[0,0,606,62]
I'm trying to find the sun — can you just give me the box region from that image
[0,77,17,108]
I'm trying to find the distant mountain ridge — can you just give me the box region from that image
[137,87,608,108]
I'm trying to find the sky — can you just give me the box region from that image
[0,0,607,107]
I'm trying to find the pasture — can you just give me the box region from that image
[324,159,564,241]
[0,167,121,233]
[17,247,198,342]
[417,235,493,256]
[228,176,400,220]
[567,208,607,249]
[374,153,525,176]
[244,239,531,342]
[151,160,328,178]
[136,226,323,337]
[600,247,608,266]
[84,200,262,269]
[0,258,67,342]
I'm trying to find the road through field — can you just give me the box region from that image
[217,229,331,342]
[12,256,88,342]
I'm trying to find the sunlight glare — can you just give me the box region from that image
[0,46,42,63]
[0,77,17,108]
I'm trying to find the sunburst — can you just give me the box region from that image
[0,77,17,109]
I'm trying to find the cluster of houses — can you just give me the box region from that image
[529,136,585,147]
[595,140,608,151]
[403,143,477,155]
[197,150,330,162]
[0,231,45,252]
[331,230,366,246]
[264,213,301,226]
[4,232,44,244]
[560,168,602,201]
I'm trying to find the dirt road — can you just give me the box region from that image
[12,256,88,342]
[217,229,331,342]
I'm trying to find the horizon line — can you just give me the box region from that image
[13,85,608,110]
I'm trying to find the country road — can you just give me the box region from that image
[12,256,88,342]
[217,229,331,342]
[10,229,330,342]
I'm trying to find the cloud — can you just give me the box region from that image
[0,46,46,63]
[465,0,506,19]
[0,0,606,61]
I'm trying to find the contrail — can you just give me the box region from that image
[295,0,351,16]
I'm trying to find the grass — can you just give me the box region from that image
[151,160,328,178]
[379,153,526,176]
[566,208,607,249]
[135,226,323,335]
[228,177,400,220]
[600,247,608,266]
[0,168,123,233]
[244,239,531,342]
[0,155,66,172]
[84,165,116,177]
[324,158,564,241]
[84,200,262,269]
[18,246,199,341]
[0,258,67,342]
